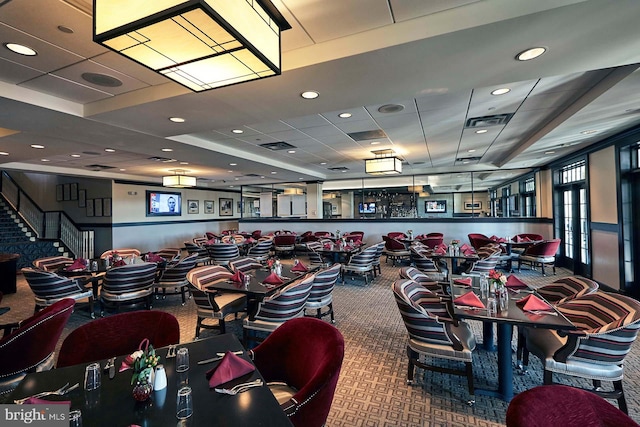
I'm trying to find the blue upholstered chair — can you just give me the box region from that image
[305,263,341,323]
[393,279,476,402]
[22,267,95,317]
[525,291,640,414]
[154,253,198,305]
[187,265,246,338]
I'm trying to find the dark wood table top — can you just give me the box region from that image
[8,334,292,426]
[204,265,315,297]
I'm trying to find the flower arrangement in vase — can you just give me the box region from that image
[407,230,413,239]
[488,269,508,310]
[124,339,159,401]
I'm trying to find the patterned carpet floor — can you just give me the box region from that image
[3,256,639,426]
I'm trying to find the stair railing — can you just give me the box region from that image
[0,171,94,259]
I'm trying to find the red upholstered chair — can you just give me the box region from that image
[514,233,544,242]
[387,231,407,239]
[273,234,296,258]
[249,318,344,427]
[467,233,495,251]
[506,385,639,427]
[56,310,180,368]
[0,298,74,393]
[251,230,262,240]
[517,238,561,275]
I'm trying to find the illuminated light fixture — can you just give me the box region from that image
[339,112,352,118]
[31,144,45,149]
[491,88,510,95]
[475,129,488,134]
[169,117,185,123]
[93,0,291,92]
[301,91,319,99]
[232,129,244,134]
[516,47,546,61]
[4,43,37,56]
[104,148,116,152]
[163,169,196,188]
[365,149,402,175]
[284,188,303,195]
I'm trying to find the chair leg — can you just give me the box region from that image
[195,317,202,338]
[88,297,95,319]
[219,319,226,334]
[465,361,475,396]
[329,302,335,324]
[406,346,416,385]
[180,286,186,305]
[541,262,546,276]
[543,369,553,385]
[614,380,628,414]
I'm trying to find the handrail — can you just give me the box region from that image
[0,171,94,258]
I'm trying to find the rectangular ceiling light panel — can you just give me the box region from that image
[94,0,289,92]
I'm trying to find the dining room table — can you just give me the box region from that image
[501,239,543,272]
[450,282,575,402]
[318,242,362,264]
[204,264,318,320]
[6,334,293,426]
[430,251,480,289]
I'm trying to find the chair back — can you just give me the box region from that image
[187,265,233,290]
[154,248,181,262]
[255,274,314,322]
[102,262,157,295]
[250,318,344,427]
[427,232,444,239]
[57,310,179,368]
[251,230,262,239]
[467,234,494,251]
[387,232,407,239]
[309,263,341,302]
[22,268,86,300]
[514,233,543,242]
[157,253,198,284]
[392,279,457,345]
[465,255,499,275]
[420,236,443,248]
[229,257,262,273]
[32,256,73,272]
[525,239,561,257]
[0,299,74,378]
[193,236,208,246]
[206,243,240,265]
[410,247,440,273]
[384,237,407,251]
[536,276,599,305]
[345,247,375,269]
[314,231,332,238]
[247,239,273,261]
[274,234,296,246]
[100,248,141,260]
[555,291,640,366]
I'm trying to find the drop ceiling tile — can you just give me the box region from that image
[19,74,111,103]
[390,0,480,22]
[91,52,169,86]
[51,59,150,96]
[0,58,42,84]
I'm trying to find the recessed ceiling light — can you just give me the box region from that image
[4,43,37,56]
[339,112,352,118]
[475,129,488,134]
[232,129,244,134]
[299,177,304,180]
[162,148,173,152]
[271,171,277,174]
[234,178,239,181]
[468,149,476,153]
[70,154,81,158]
[260,176,265,179]
[229,163,237,166]
[31,144,45,149]
[180,162,189,165]
[516,47,547,61]
[41,159,50,162]
[301,91,319,99]
[57,25,74,34]
[341,170,347,173]
[320,162,327,165]
[169,117,185,123]
[0,152,8,156]
[491,88,511,95]
[545,151,556,155]
[227,170,233,173]
[287,150,296,154]
[462,161,469,164]
[370,141,381,145]
[104,148,116,152]
[119,168,126,171]
[229,185,235,188]
[580,129,598,135]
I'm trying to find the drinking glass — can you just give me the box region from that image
[479,275,489,300]
[176,347,189,373]
[486,297,497,316]
[176,386,193,419]
[69,410,82,427]
[84,362,101,391]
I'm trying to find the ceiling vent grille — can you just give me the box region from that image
[465,113,514,128]
[85,164,115,171]
[148,156,176,163]
[456,156,483,162]
[244,173,261,177]
[259,141,296,150]
[348,129,387,141]
[328,166,349,171]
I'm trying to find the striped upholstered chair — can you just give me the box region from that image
[205,243,240,266]
[99,262,157,314]
[228,257,263,273]
[525,291,640,414]
[154,254,198,305]
[246,239,273,262]
[305,263,341,323]
[410,246,445,278]
[398,266,443,294]
[243,274,315,347]
[22,268,95,317]
[341,245,376,285]
[392,279,476,402]
[153,248,182,263]
[187,265,246,338]
[32,256,74,272]
[99,248,141,260]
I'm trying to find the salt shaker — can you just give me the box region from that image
[154,364,167,391]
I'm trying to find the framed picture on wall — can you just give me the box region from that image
[188,200,199,214]
[56,184,63,202]
[63,183,71,201]
[86,199,94,217]
[219,198,233,216]
[103,198,112,217]
[237,201,242,213]
[204,200,214,214]
[78,189,86,208]
[464,201,482,210]
[94,198,103,217]
[70,183,78,201]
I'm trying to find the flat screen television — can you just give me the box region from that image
[146,190,182,216]
[425,200,447,213]
[359,202,376,214]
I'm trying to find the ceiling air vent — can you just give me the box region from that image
[85,164,115,171]
[244,173,261,177]
[328,167,349,171]
[465,113,514,128]
[148,156,176,163]
[377,104,404,114]
[348,129,387,141]
[259,141,296,150]
[456,156,483,162]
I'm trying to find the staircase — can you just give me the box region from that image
[0,198,70,269]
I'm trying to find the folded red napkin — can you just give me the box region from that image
[454,292,485,308]
[323,243,332,249]
[66,259,86,271]
[505,274,528,289]
[436,244,447,251]
[23,397,71,405]
[262,272,284,285]
[460,243,471,251]
[434,248,446,255]
[524,236,532,242]
[230,270,246,283]
[146,252,165,263]
[454,277,473,286]
[517,294,554,312]
[206,351,255,388]
[490,235,499,241]
[112,259,126,267]
[291,262,308,272]
[247,237,255,244]
[463,249,476,256]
